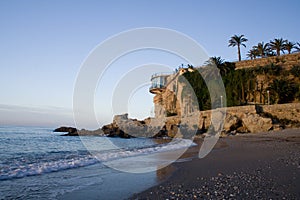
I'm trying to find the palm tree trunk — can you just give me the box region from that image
[241,83,245,103]
[238,45,241,61]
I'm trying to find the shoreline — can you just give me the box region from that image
[130,128,300,199]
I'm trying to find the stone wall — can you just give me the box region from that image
[261,103,300,121]
[235,52,300,70]
[198,105,258,131]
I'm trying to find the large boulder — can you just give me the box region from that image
[54,126,78,136]
[109,114,167,138]
[54,126,77,133]
[223,114,242,133]
[242,113,273,133]
[101,122,131,138]
[112,114,145,138]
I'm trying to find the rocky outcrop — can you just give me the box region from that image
[101,114,169,138]
[98,103,294,138]
[77,129,104,136]
[223,114,243,133]
[56,103,300,138]
[54,126,105,136]
[218,112,272,134]
[102,123,130,138]
[54,126,78,136]
[197,104,300,135]
[241,113,273,133]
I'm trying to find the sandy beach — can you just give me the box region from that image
[130,128,300,199]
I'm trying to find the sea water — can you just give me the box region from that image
[0,126,194,199]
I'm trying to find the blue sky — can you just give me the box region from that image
[0,0,299,128]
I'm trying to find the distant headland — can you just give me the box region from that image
[55,50,300,138]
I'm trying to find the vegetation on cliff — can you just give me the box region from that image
[180,61,300,111]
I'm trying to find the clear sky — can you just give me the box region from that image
[0,0,299,128]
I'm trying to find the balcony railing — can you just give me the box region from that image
[149,83,166,90]
[150,72,173,80]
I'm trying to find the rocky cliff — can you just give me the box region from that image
[55,103,299,138]
[99,103,300,138]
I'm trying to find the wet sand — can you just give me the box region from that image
[130,128,300,199]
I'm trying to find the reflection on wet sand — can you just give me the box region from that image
[156,164,176,182]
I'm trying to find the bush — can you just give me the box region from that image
[290,65,300,77]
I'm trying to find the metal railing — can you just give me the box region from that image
[149,85,166,91]
[150,72,174,80]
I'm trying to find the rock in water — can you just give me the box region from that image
[53,126,78,136]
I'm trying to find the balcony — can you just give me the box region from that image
[149,73,172,94]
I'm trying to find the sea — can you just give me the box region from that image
[0,126,194,199]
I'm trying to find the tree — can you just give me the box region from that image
[247,49,259,60]
[206,56,224,67]
[252,42,270,58]
[284,41,296,54]
[228,34,248,61]
[222,68,255,106]
[203,57,222,78]
[269,38,286,56]
[268,79,297,104]
[295,42,300,52]
[206,57,235,76]
[180,71,211,111]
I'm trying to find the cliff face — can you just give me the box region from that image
[152,68,197,119]
[146,54,300,137]
[152,53,300,118]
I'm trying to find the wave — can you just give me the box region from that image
[93,138,195,162]
[0,155,98,181]
[0,139,195,180]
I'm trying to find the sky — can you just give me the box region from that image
[0,0,299,128]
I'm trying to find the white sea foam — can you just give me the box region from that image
[0,139,195,180]
[93,138,195,162]
[0,156,98,180]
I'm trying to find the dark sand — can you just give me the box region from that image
[130,128,300,199]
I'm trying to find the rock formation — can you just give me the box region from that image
[53,126,78,136]
[101,114,167,138]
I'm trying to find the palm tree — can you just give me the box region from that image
[206,56,224,67]
[284,41,296,54]
[247,49,259,59]
[295,42,300,52]
[206,57,235,76]
[269,38,286,56]
[228,34,248,61]
[253,42,270,58]
[204,57,224,77]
